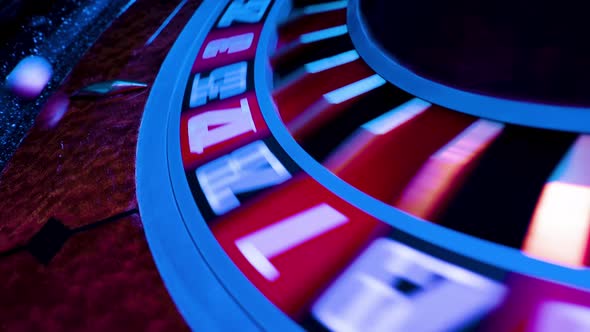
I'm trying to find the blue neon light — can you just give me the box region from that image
[323,74,385,104]
[300,25,347,44]
[303,0,348,15]
[305,50,359,73]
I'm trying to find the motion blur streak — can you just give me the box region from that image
[395,120,503,220]
[523,135,590,267]
[312,238,506,332]
[529,301,590,332]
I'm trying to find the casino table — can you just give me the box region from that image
[1,0,590,331]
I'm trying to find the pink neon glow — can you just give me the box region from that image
[524,136,590,267]
[36,93,69,129]
[528,301,590,332]
[523,182,590,267]
[396,120,503,219]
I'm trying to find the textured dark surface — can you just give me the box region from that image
[0,0,202,329]
[0,0,198,251]
[0,214,189,332]
[0,0,133,171]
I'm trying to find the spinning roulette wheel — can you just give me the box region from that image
[2,0,590,330]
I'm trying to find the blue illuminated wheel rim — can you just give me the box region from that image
[137,1,590,331]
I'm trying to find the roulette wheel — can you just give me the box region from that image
[1,0,590,330]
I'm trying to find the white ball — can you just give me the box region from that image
[6,55,53,99]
